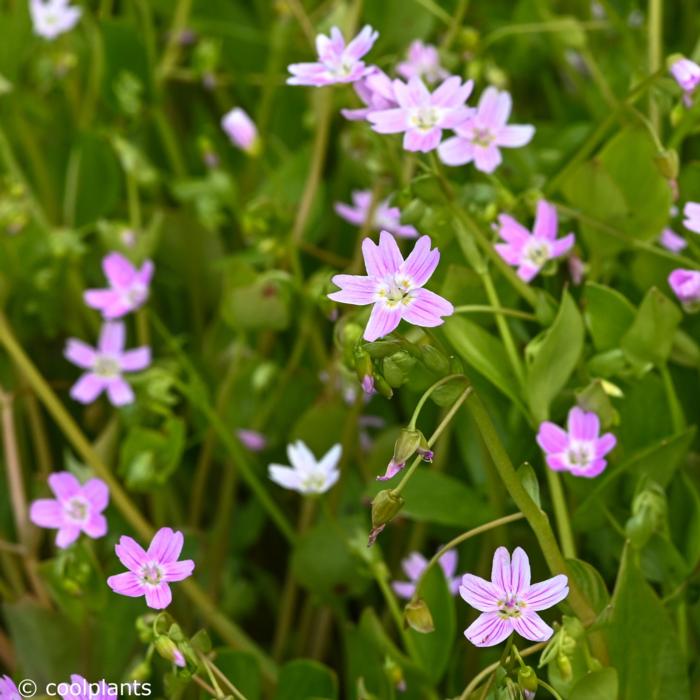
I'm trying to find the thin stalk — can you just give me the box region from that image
[156,0,193,82]
[660,363,686,433]
[544,469,577,559]
[478,636,513,700]
[454,305,537,321]
[206,657,249,700]
[538,679,564,699]
[408,373,467,428]
[648,0,663,131]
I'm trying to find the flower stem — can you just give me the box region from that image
[454,305,537,321]
[544,469,577,559]
[538,679,565,700]
[407,373,467,429]
[647,0,663,132]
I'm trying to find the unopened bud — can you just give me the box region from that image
[626,482,666,548]
[655,149,679,180]
[518,666,538,694]
[404,597,435,633]
[373,374,394,399]
[392,428,423,466]
[154,636,186,668]
[369,490,404,544]
[420,345,450,374]
[557,653,572,680]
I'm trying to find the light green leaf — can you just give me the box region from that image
[569,668,619,700]
[273,659,338,700]
[584,282,636,352]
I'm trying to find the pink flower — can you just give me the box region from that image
[494,200,575,282]
[392,549,461,599]
[65,322,151,406]
[1,675,20,699]
[287,25,378,87]
[670,57,700,105]
[460,547,569,647]
[669,268,700,310]
[107,527,195,609]
[30,0,81,40]
[268,441,341,495]
[237,428,267,452]
[29,472,109,549]
[84,252,154,319]
[221,108,259,154]
[328,232,454,341]
[58,676,113,700]
[438,87,534,173]
[397,40,448,83]
[536,407,616,478]
[683,201,700,233]
[368,76,474,152]
[341,67,397,121]
[659,228,687,252]
[335,190,418,238]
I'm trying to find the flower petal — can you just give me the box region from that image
[537,422,569,455]
[120,347,151,372]
[317,444,342,475]
[403,127,441,153]
[70,373,107,404]
[115,535,149,572]
[525,574,569,610]
[460,574,500,612]
[148,527,184,564]
[328,275,377,305]
[269,465,302,492]
[511,611,554,642]
[103,252,136,288]
[145,582,173,609]
[82,478,109,511]
[162,559,195,582]
[29,499,63,528]
[402,288,454,327]
[437,136,474,166]
[48,472,81,501]
[567,407,599,441]
[107,571,145,597]
[64,339,97,369]
[402,552,427,581]
[82,513,108,539]
[478,87,511,127]
[106,378,134,407]
[392,581,416,599]
[491,546,511,592]
[439,549,458,578]
[595,433,617,457]
[98,321,126,355]
[362,232,403,277]
[364,303,402,341]
[464,612,513,647]
[473,144,502,173]
[400,236,439,286]
[510,547,531,595]
[56,525,81,548]
[533,200,558,241]
[497,124,535,148]
[368,108,409,134]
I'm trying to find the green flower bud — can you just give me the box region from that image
[373,374,394,399]
[420,345,450,375]
[392,428,423,467]
[154,636,186,668]
[369,490,405,544]
[403,597,435,633]
[518,666,538,693]
[654,149,679,180]
[557,653,573,680]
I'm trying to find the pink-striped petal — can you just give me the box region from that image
[362,233,403,277]
[82,513,107,539]
[29,499,63,528]
[70,373,106,404]
[438,136,474,166]
[48,472,81,501]
[55,525,81,548]
[496,124,535,148]
[533,200,558,241]
[106,378,134,407]
[403,127,441,153]
[402,552,427,581]
[328,275,377,305]
[120,347,151,372]
[400,236,439,286]
[497,215,531,245]
[64,339,97,370]
[148,528,184,564]
[98,321,125,355]
[550,233,575,258]
[491,546,510,593]
[595,433,616,457]
[82,478,109,511]
[464,612,513,647]
[567,407,599,441]
[459,574,500,612]
[510,547,531,595]
[162,559,195,582]
[364,303,402,341]
[536,422,569,454]
[478,87,511,127]
[524,574,569,610]
[439,549,458,578]
[115,535,149,572]
[402,288,453,327]
[145,582,172,609]
[103,252,136,288]
[368,108,409,134]
[473,144,502,173]
[511,611,554,641]
[107,571,145,597]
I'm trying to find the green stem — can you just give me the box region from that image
[392,384,473,496]
[648,0,663,132]
[156,0,193,82]
[408,373,466,429]
[478,636,513,700]
[538,679,565,700]
[454,305,537,321]
[660,363,686,433]
[544,469,577,559]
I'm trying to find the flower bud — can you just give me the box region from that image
[369,490,405,544]
[420,344,450,374]
[518,666,538,696]
[404,597,435,633]
[373,374,394,399]
[355,349,375,394]
[392,428,423,466]
[154,636,186,668]
[557,653,572,680]
[654,149,679,180]
[626,483,667,549]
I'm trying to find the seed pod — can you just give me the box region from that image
[404,597,435,633]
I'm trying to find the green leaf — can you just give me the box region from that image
[565,558,610,615]
[517,462,541,508]
[526,290,584,421]
[366,469,493,528]
[569,668,619,700]
[584,283,636,352]
[620,288,682,368]
[441,315,524,410]
[606,546,689,699]
[273,659,338,700]
[409,564,456,684]
[213,650,263,700]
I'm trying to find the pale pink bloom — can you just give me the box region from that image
[537,407,616,478]
[438,87,534,173]
[84,252,154,319]
[65,321,151,406]
[59,676,113,700]
[494,200,575,282]
[173,649,186,668]
[669,269,700,309]
[287,25,378,87]
[221,108,259,154]
[659,228,687,252]
[568,254,585,285]
[335,190,418,238]
[237,429,267,452]
[670,57,700,105]
[341,67,397,121]
[107,527,195,609]
[397,40,448,83]
[328,232,454,341]
[460,547,569,647]
[683,202,700,233]
[368,76,474,152]
[268,441,341,495]
[29,472,109,549]
[30,0,81,40]
[0,674,20,699]
[392,549,461,599]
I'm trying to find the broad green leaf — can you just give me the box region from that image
[526,290,584,421]
[517,462,541,508]
[584,283,636,352]
[565,558,610,615]
[214,650,263,700]
[621,288,682,368]
[366,469,493,528]
[273,659,338,700]
[290,400,349,458]
[441,315,524,411]
[569,668,619,700]
[606,546,689,700]
[409,564,456,684]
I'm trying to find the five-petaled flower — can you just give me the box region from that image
[268,441,342,495]
[335,190,418,239]
[65,322,150,406]
[438,87,534,173]
[494,200,575,282]
[58,675,113,700]
[659,228,687,252]
[107,527,195,609]
[683,201,700,234]
[221,107,259,155]
[287,25,378,87]
[29,0,82,40]
[0,675,20,699]
[368,76,474,152]
[29,472,109,549]
[329,232,453,341]
[84,252,154,319]
[393,549,461,599]
[460,546,569,647]
[669,269,700,310]
[537,406,616,478]
[670,57,700,106]
[397,40,448,83]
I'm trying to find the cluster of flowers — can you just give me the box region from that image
[666,202,700,310]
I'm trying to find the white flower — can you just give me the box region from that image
[30,0,82,40]
[268,441,342,495]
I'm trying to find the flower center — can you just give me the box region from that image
[409,106,440,131]
[329,57,354,78]
[497,593,526,618]
[140,562,164,586]
[472,127,495,147]
[377,275,414,308]
[523,240,551,268]
[125,283,147,306]
[566,442,592,468]
[94,356,120,378]
[64,497,89,524]
[301,471,327,493]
